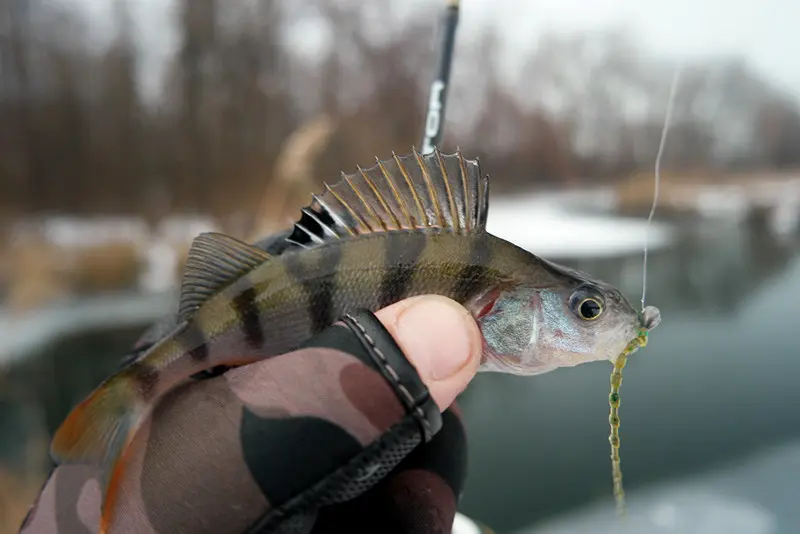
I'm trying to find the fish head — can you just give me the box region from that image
[473,263,660,376]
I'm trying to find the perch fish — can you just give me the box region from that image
[50,148,660,532]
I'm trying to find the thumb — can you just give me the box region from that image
[374,295,482,411]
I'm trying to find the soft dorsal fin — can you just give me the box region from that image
[286,148,490,249]
[178,232,271,321]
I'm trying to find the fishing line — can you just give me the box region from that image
[641,64,681,310]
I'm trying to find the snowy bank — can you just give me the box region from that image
[488,193,674,258]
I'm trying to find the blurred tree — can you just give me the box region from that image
[0,0,37,217]
[755,98,800,169]
[0,1,799,223]
[92,2,142,214]
[176,0,217,212]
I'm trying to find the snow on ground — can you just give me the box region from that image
[10,216,151,248]
[771,197,800,239]
[452,512,487,534]
[643,177,800,223]
[514,440,800,533]
[487,192,674,258]
[138,216,220,293]
[8,214,220,295]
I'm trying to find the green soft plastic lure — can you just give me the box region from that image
[609,326,656,516]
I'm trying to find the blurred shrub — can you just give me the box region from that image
[6,241,142,312]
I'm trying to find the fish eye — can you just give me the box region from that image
[577,298,603,320]
[569,286,605,321]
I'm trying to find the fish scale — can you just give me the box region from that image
[49,148,660,534]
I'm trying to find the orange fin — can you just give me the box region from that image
[98,442,136,534]
[50,374,143,474]
[52,376,149,534]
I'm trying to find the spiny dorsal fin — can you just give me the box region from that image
[285,148,489,248]
[178,232,271,321]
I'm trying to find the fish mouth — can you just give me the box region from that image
[614,323,651,362]
[611,329,649,365]
[612,305,659,363]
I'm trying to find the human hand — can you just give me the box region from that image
[20,295,492,534]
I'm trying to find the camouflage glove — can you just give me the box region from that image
[20,301,486,534]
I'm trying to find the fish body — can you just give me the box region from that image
[50,149,659,533]
[109,230,639,386]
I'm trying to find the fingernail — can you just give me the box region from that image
[394,296,478,381]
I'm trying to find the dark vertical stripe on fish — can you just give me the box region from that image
[131,364,160,401]
[378,232,427,308]
[181,321,209,362]
[233,287,264,349]
[307,274,335,333]
[285,246,342,333]
[452,234,492,303]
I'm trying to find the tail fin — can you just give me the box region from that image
[51,368,159,534]
[98,436,139,534]
[50,375,144,471]
[51,375,149,534]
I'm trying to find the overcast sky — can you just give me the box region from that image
[71,0,800,99]
[474,0,798,91]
